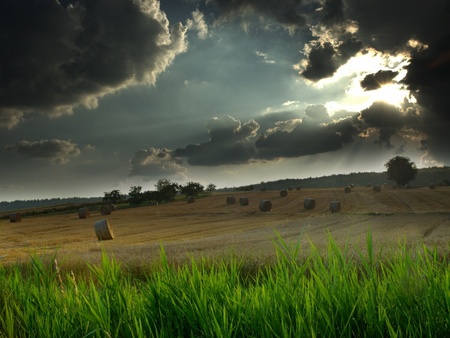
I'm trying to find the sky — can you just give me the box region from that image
[1,0,449,201]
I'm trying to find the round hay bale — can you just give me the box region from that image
[367,183,372,187]
[187,195,195,203]
[9,213,22,223]
[429,183,436,189]
[94,219,114,241]
[329,200,341,213]
[344,186,352,193]
[288,186,293,191]
[149,200,159,206]
[373,185,381,193]
[349,184,355,188]
[304,198,316,210]
[78,207,90,219]
[226,196,236,205]
[296,186,301,191]
[280,189,288,197]
[100,205,112,215]
[259,200,272,212]
[239,197,249,206]
[109,204,117,211]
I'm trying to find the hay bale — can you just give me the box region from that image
[288,186,293,191]
[9,213,22,223]
[429,183,436,189]
[239,197,249,206]
[94,219,114,241]
[78,207,90,219]
[259,200,272,212]
[280,189,288,197]
[329,200,341,213]
[373,185,381,193]
[367,183,372,187]
[149,200,158,206]
[304,198,316,210]
[100,205,112,215]
[187,195,195,203]
[344,186,352,193]
[349,184,355,188]
[226,196,236,205]
[296,186,301,191]
[109,204,117,211]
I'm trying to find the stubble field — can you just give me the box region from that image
[1,187,450,266]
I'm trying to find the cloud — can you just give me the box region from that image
[358,101,422,149]
[402,33,450,162]
[186,9,209,39]
[345,0,450,52]
[360,70,398,90]
[209,0,311,31]
[300,34,363,81]
[255,51,276,64]
[175,116,259,166]
[5,139,80,164]
[255,107,359,159]
[0,0,187,128]
[129,147,186,178]
[0,109,24,130]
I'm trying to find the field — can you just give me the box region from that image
[1,187,450,337]
[1,186,450,266]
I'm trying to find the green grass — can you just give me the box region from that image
[1,232,449,337]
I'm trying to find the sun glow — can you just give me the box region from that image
[311,49,415,114]
[368,83,411,107]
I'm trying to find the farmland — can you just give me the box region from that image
[1,186,449,266]
[1,186,450,337]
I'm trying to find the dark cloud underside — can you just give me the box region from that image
[360,70,398,90]
[0,0,187,128]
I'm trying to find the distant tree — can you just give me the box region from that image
[128,185,144,205]
[143,190,162,203]
[206,183,216,195]
[235,185,254,192]
[103,190,124,204]
[155,179,180,202]
[180,181,204,197]
[385,156,418,186]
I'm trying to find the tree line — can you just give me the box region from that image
[103,179,216,206]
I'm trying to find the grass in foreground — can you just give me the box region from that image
[0,232,449,337]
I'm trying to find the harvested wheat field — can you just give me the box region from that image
[1,187,450,266]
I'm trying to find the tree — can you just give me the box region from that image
[180,181,204,197]
[103,190,124,204]
[128,185,144,205]
[143,190,162,203]
[384,156,418,186]
[206,183,216,195]
[155,179,180,202]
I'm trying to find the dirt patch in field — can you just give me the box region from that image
[1,187,449,266]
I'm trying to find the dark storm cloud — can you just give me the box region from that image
[360,70,398,91]
[319,0,345,26]
[359,101,420,148]
[129,147,186,178]
[402,34,450,162]
[5,139,80,164]
[300,35,363,81]
[255,106,359,159]
[345,0,450,52]
[175,116,259,166]
[0,0,187,129]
